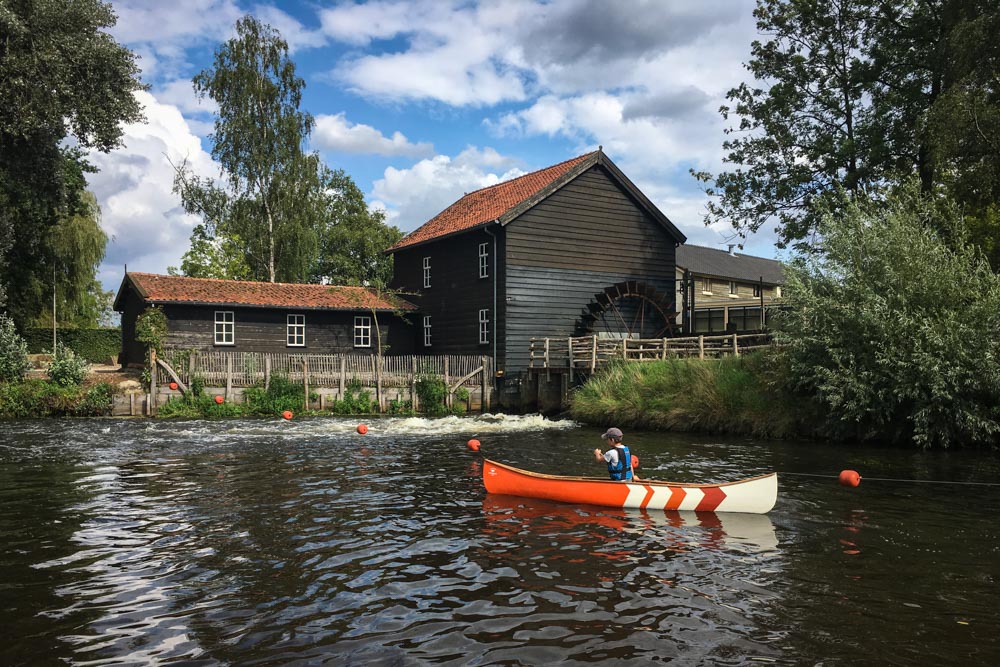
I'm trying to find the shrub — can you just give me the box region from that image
[0,380,85,418]
[135,307,168,353]
[48,343,90,387]
[329,378,375,414]
[0,314,30,383]
[243,374,311,416]
[23,328,120,362]
[416,375,449,417]
[75,383,114,416]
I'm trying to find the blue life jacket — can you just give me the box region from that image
[607,445,633,481]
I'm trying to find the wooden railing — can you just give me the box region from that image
[157,350,492,390]
[529,333,773,378]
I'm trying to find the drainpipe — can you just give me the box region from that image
[484,222,499,370]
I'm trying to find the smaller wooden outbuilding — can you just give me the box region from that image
[113,273,417,366]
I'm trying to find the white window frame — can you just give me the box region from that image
[729,281,739,297]
[479,242,489,279]
[701,279,713,295]
[354,316,372,348]
[214,310,234,346]
[479,308,490,345]
[422,256,431,288]
[287,314,305,347]
[423,315,432,347]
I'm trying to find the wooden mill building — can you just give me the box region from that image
[387,149,687,378]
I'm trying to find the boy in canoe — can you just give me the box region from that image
[594,427,638,482]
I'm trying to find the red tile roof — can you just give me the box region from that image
[388,151,598,251]
[123,273,415,311]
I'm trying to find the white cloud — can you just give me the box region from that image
[312,113,434,158]
[86,91,218,290]
[371,146,524,231]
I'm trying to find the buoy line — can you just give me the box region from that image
[780,471,1000,486]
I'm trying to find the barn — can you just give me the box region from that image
[387,148,687,379]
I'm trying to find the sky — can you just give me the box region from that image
[89,0,776,294]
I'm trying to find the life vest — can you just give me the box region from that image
[607,445,632,481]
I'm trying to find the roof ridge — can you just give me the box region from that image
[130,272,369,289]
[458,150,596,199]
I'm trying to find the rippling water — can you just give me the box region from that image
[1,416,999,665]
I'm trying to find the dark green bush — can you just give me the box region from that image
[329,378,375,414]
[0,380,91,418]
[23,328,120,362]
[243,374,312,416]
[0,314,29,383]
[416,375,448,417]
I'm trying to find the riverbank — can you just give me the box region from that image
[569,353,823,440]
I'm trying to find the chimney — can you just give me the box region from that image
[727,244,737,256]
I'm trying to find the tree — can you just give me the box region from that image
[173,15,321,283]
[310,168,403,287]
[0,0,144,327]
[695,0,1000,253]
[775,183,1000,448]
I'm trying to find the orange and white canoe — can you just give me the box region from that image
[483,459,777,514]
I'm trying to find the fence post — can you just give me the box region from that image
[444,356,451,408]
[622,338,628,361]
[149,348,157,416]
[339,356,346,400]
[733,333,740,357]
[188,352,195,385]
[411,356,418,411]
[698,335,705,360]
[568,337,574,383]
[226,354,232,400]
[481,355,488,413]
[662,337,668,360]
[264,355,271,391]
[544,338,550,381]
[376,354,383,411]
[303,358,310,411]
[591,335,597,372]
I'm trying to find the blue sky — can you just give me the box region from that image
[90,0,775,293]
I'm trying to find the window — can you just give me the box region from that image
[753,284,762,298]
[422,256,431,288]
[286,314,305,346]
[479,242,489,279]
[214,311,234,345]
[423,315,432,347]
[693,308,725,333]
[729,281,739,296]
[479,308,490,344]
[354,316,371,348]
[701,279,713,295]
[775,286,782,298]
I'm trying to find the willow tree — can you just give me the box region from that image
[174,15,321,283]
[0,0,144,326]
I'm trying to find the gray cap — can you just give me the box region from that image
[601,427,623,440]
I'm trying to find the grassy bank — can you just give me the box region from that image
[570,353,820,439]
[0,380,114,418]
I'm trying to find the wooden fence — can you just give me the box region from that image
[529,333,773,380]
[147,350,493,415]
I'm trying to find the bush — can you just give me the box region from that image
[329,377,375,414]
[74,383,114,416]
[23,328,120,362]
[0,380,86,418]
[0,314,30,383]
[135,307,168,353]
[416,375,449,416]
[777,185,1000,448]
[48,343,90,387]
[243,374,311,416]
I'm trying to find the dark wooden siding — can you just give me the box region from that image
[390,228,498,357]
[503,165,679,372]
[158,305,414,355]
[118,287,146,366]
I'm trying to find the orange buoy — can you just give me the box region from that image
[467,439,481,452]
[282,410,293,420]
[169,381,178,391]
[839,470,861,487]
[214,395,224,404]
[631,455,640,469]
[357,423,368,435]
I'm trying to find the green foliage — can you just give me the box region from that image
[776,185,1000,448]
[416,375,449,417]
[0,0,144,327]
[47,343,90,387]
[242,374,310,416]
[0,314,30,383]
[135,307,168,353]
[157,392,244,419]
[571,355,813,439]
[0,379,113,419]
[387,398,414,416]
[172,15,320,283]
[329,377,376,414]
[23,328,120,362]
[695,0,1000,254]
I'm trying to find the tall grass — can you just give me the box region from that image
[570,353,818,439]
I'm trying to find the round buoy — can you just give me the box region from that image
[169,381,178,391]
[839,470,861,487]
[357,423,368,435]
[282,410,293,420]
[631,455,640,469]
[214,395,224,404]
[467,439,481,452]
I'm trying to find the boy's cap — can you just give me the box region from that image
[601,427,623,439]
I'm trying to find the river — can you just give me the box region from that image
[1,416,998,665]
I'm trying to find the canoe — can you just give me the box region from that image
[482,459,777,514]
